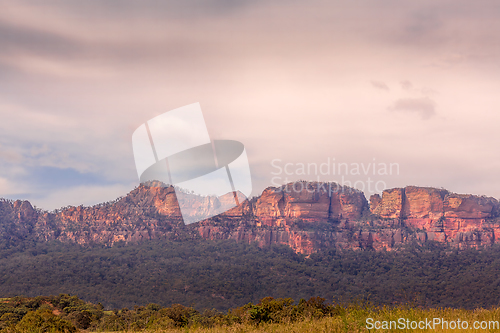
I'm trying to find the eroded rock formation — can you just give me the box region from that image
[1,182,500,254]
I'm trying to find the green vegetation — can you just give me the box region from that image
[3,295,500,332]
[0,294,349,332]
[1,239,500,312]
[0,295,97,332]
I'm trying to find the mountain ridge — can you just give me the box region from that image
[1,182,500,253]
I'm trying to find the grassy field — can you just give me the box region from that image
[89,306,500,332]
[4,295,500,332]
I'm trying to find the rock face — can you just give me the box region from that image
[443,194,498,219]
[370,188,404,219]
[403,186,447,220]
[1,182,500,255]
[369,186,500,250]
[253,182,368,222]
[370,186,499,221]
[333,189,367,220]
[254,187,285,219]
[283,182,331,220]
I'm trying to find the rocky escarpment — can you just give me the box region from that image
[1,182,500,254]
[369,186,500,248]
[253,182,367,222]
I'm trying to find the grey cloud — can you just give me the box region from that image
[385,1,500,49]
[405,11,442,39]
[383,7,450,48]
[400,80,413,90]
[1,0,500,208]
[0,12,226,70]
[370,80,389,91]
[388,97,436,119]
[0,20,82,58]
[18,0,265,20]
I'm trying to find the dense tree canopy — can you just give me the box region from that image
[1,239,500,311]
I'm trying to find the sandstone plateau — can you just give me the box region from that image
[1,182,500,254]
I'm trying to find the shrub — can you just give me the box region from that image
[159,304,197,327]
[249,297,295,324]
[15,309,76,333]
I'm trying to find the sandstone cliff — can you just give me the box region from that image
[1,182,500,254]
[369,186,500,249]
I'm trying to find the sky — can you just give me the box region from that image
[1,0,500,210]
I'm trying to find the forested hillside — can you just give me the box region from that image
[1,239,500,311]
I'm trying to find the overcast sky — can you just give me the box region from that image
[1,0,500,210]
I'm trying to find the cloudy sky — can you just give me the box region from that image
[1,0,500,210]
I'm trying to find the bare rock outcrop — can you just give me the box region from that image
[1,182,500,255]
